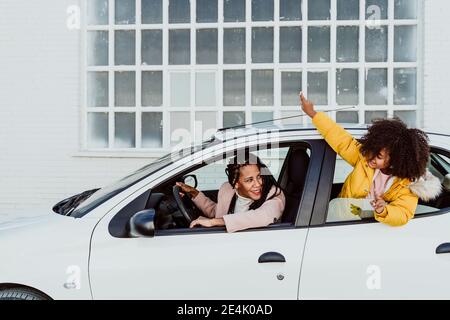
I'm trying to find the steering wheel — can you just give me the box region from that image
[172,185,196,224]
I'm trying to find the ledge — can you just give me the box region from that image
[71,150,169,159]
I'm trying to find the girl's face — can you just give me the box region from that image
[367,148,390,170]
[235,164,263,200]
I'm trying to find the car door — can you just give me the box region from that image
[88,140,324,299]
[299,144,450,299]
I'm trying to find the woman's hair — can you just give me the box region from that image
[225,151,282,211]
[359,117,430,181]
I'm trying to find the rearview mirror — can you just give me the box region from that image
[183,174,198,188]
[128,209,156,238]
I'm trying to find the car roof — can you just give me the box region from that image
[211,123,450,150]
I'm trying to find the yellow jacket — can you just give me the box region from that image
[312,112,418,226]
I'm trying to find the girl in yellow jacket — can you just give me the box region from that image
[300,92,442,226]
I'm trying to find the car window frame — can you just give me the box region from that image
[310,144,450,227]
[107,139,325,237]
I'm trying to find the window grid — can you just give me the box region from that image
[83,0,420,152]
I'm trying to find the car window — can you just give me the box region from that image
[189,147,290,191]
[326,153,444,224]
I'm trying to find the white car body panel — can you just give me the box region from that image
[0,214,96,299]
[300,210,450,299]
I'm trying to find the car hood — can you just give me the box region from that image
[0,213,55,232]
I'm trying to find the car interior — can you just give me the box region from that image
[108,144,311,238]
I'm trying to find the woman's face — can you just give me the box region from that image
[367,148,390,170]
[235,164,263,200]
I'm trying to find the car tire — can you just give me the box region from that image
[0,288,49,300]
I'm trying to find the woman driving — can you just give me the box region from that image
[176,152,286,233]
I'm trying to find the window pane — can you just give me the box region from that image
[88,72,109,107]
[337,0,359,20]
[169,29,190,65]
[142,71,163,106]
[224,28,245,64]
[394,26,417,62]
[115,31,135,65]
[365,68,387,105]
[196,72,216,106]
[196,29,218,64]
[308,27,330,62]
[195,112,217,142]
[308,72,328,105]
[171,112,191,147]
[142,0,162,23]
[394,68,416,105]
[280,111,302,125]
[365,111,387,124]
[88,0,108,25]
[87,113,108,148]
[337,26,358,62]
[395,0,417,19]
[252,112,273,127]
[252,27,274,63]
[142,30,162,65]
[252,0,274,21]
[87,31,108,66]
[197,0,218,22]
[394,111,416,127]
[366,0,388,20]
[223,111,245,128]
[336,111,359,123]
[223,70,245,106]
[115,0,135,24]
[115,113,135,148]
[142,112,163,148]
[280,27,302,63]
[252,70,274,106]
[336,69,358,105]
[308,0,330,20]
[169,0,190,23]
[281,72,302,106]
[280,0,302,21]
[365,26,387,62]
[115,71,135,106]
[224,0,245,22]
[170,72,190,107]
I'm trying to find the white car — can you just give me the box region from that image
[1,125,450,300]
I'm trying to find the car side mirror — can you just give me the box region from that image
[183,174,198,189]
[128,209,156,238]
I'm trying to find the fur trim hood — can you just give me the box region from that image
[408,169,443,201]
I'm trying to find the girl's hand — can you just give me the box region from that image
[176,182,199,199]
[371,194,387,214]
[189,216,225,228]
[299,92,317,118]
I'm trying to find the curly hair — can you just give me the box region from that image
[225,151,282,211]
[359,117,430,181]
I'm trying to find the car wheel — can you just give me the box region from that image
[0,288,49,300]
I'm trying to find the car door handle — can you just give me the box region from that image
[258,252,286,263]
[436,243,450,254]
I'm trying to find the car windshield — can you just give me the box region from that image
[70,140,216,218]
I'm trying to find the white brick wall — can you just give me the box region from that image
[423,0,450,131]
[0,0,449,218]
[0,0,153,218]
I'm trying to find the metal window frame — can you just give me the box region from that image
[81,0,421,155]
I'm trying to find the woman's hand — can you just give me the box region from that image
[299,92,317,118]
[189,216,225,228]
[176,182,199,199]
